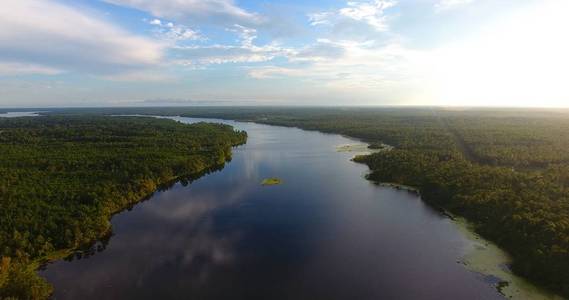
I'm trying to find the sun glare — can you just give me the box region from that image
[430,1,569,107]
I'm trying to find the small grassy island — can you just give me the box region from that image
[0,116,247,299]
[261,178,282,186]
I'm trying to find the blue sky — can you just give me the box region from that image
[0,0,567,107]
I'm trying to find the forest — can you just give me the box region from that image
[0,116,247,299]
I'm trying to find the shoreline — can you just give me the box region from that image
[32,153,241,296]
[367,179,563,299]
[330,139,558,298]
[364,176,563,299]
[326,135,564,299]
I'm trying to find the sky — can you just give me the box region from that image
[0,0,568,107]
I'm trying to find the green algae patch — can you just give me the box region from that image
[336,143,393,156]
[378,182,420,194]
[261,178,282,186]
[336,143,370,153]
[452,216,564,300]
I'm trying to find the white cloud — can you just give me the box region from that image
[247,39,430,104]
[171,25,291,66]
[250,40,417,81]
[308,12,333,26]
[309,0,397,32]
[171,44,283,65]
[102,71,175,82]
[435,0,475,12]
[148,19,202,42]
[229,25,257,48]
[339,0,397,31]
[104,0,263,27]
[248,66,305,79]
[170,32,347,70]
[0,0,164,76]
[149,18,162,26]
[0,62,63,76]
[162,22,345,69]
[290,39,347,62]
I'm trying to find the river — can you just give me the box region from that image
[39,117,554,299]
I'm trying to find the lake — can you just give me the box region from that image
[39,117,518,299]
[0,111,40,118]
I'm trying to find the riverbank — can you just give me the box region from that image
[10,164,238,300]
[0,116,247,299]
[12,164,231,300]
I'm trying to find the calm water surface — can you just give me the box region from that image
[0,111,40,118]
[40,117,504,300]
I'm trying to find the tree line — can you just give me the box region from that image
[0,116,247,299]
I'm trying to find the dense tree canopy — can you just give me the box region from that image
[0,116,247,299]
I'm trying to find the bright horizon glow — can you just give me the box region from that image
[426,1,569,108]
[0,0,568,108]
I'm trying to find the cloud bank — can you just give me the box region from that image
[103,0,263,26]
[0,0,164,76]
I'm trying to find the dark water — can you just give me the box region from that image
[40,117,503,300]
